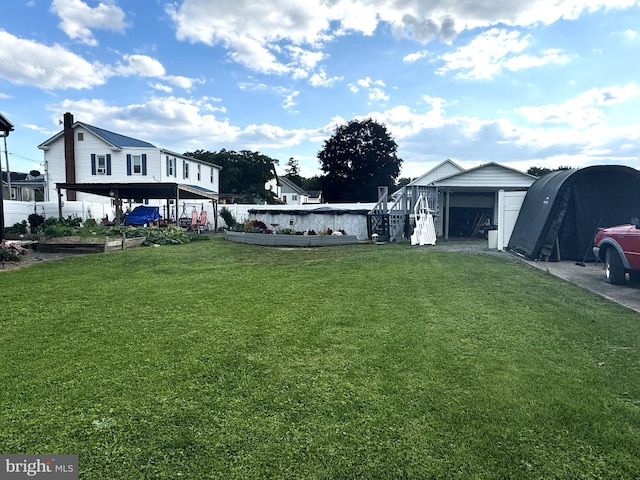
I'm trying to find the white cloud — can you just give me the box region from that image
[51,0,127,46]
[516,84,640,128]
[403,50,429,63]
[164,75,204,90]
[349,77,388,101]
[308,71,343,87]
[0,35,201,92]
[0,30,110,89]
[357,77,385,88]
[150,83,173,93]
[167,0,638,76]
[280,90,300,110]
[53,97,241,151]
[437,28,570,79]
[624,29,639,40]
[369,88,390,102]
[116,55,166,77]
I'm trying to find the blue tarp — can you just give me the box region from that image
[124,206,161,226]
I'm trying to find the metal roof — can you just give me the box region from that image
[39,122,156,150]
[0,112,14,134]
[82,123,156,148]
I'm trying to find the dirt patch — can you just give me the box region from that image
[0,249,83,272]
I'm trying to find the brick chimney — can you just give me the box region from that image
[63,112,76,200]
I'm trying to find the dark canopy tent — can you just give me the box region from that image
[508,165,640,261]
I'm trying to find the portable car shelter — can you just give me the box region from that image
[507,165,640,261]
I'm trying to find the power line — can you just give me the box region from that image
[8,151,41,164]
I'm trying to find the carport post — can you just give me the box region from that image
[57,186,63,219]
[175,186,180,224]
[444,189,450,240]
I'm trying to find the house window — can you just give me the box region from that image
[183,161,189,179]
[97,155,106,174]
[210,167,214,183]
[197,164,201,181]
[77,132,84,141]
[132,155,142,174]
[10,187,17,200]
[283,195,287,203]
[167,157,174,176]
[292,195,298,201]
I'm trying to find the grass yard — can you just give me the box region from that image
[1,237,639,479]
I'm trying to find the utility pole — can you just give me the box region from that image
[0,113,15,243]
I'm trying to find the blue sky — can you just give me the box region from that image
[1,0,639,180]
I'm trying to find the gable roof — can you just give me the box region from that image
[278,175,307,195]
[83,123,156,148]
[38,121,155,150]
[1,171,28,184]
[432,162,536,189]
[0,112,14,135]
[407,159,464,187]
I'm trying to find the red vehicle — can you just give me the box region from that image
[593,221,640,285]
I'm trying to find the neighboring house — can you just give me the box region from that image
[305,190,323,204]
[38,112,221,222]
[266,173,322,205]
[1,171,45,201]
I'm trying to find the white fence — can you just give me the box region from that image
[2,200,116,227]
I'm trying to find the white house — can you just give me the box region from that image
[38,112,221,224]
[266,173,322,205]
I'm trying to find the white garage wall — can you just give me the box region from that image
[497,190,527,250]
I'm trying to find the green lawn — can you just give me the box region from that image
[1,237,639,479]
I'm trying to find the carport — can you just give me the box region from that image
[508,165,640,261]
[55,182,218,229]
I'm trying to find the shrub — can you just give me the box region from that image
[4,221,28,235]
[220,207,236,229]
[28,213,45,230]
[276,228,297,235]
[243,220,268,233]
[0,240,27,263]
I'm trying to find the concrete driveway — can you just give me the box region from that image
[522,258,640,314]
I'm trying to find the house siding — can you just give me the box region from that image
[42,126,220,206]
[436,165,534,189]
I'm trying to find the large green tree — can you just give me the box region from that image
[318,119,402,202]
[527,165,573,177]
[186,149,278,203]
[283,157,304,187]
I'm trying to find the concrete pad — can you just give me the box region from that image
[522,258,640,314]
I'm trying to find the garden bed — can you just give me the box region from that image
[224,230,358,247]
[37,234,146,254]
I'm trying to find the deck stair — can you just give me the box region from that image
[367,186,439,242]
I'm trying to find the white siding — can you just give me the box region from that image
[43,128,220,204]
[410,162,464,186]
[436,165,535,189]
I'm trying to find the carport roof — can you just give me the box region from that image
[56,182,218,200]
